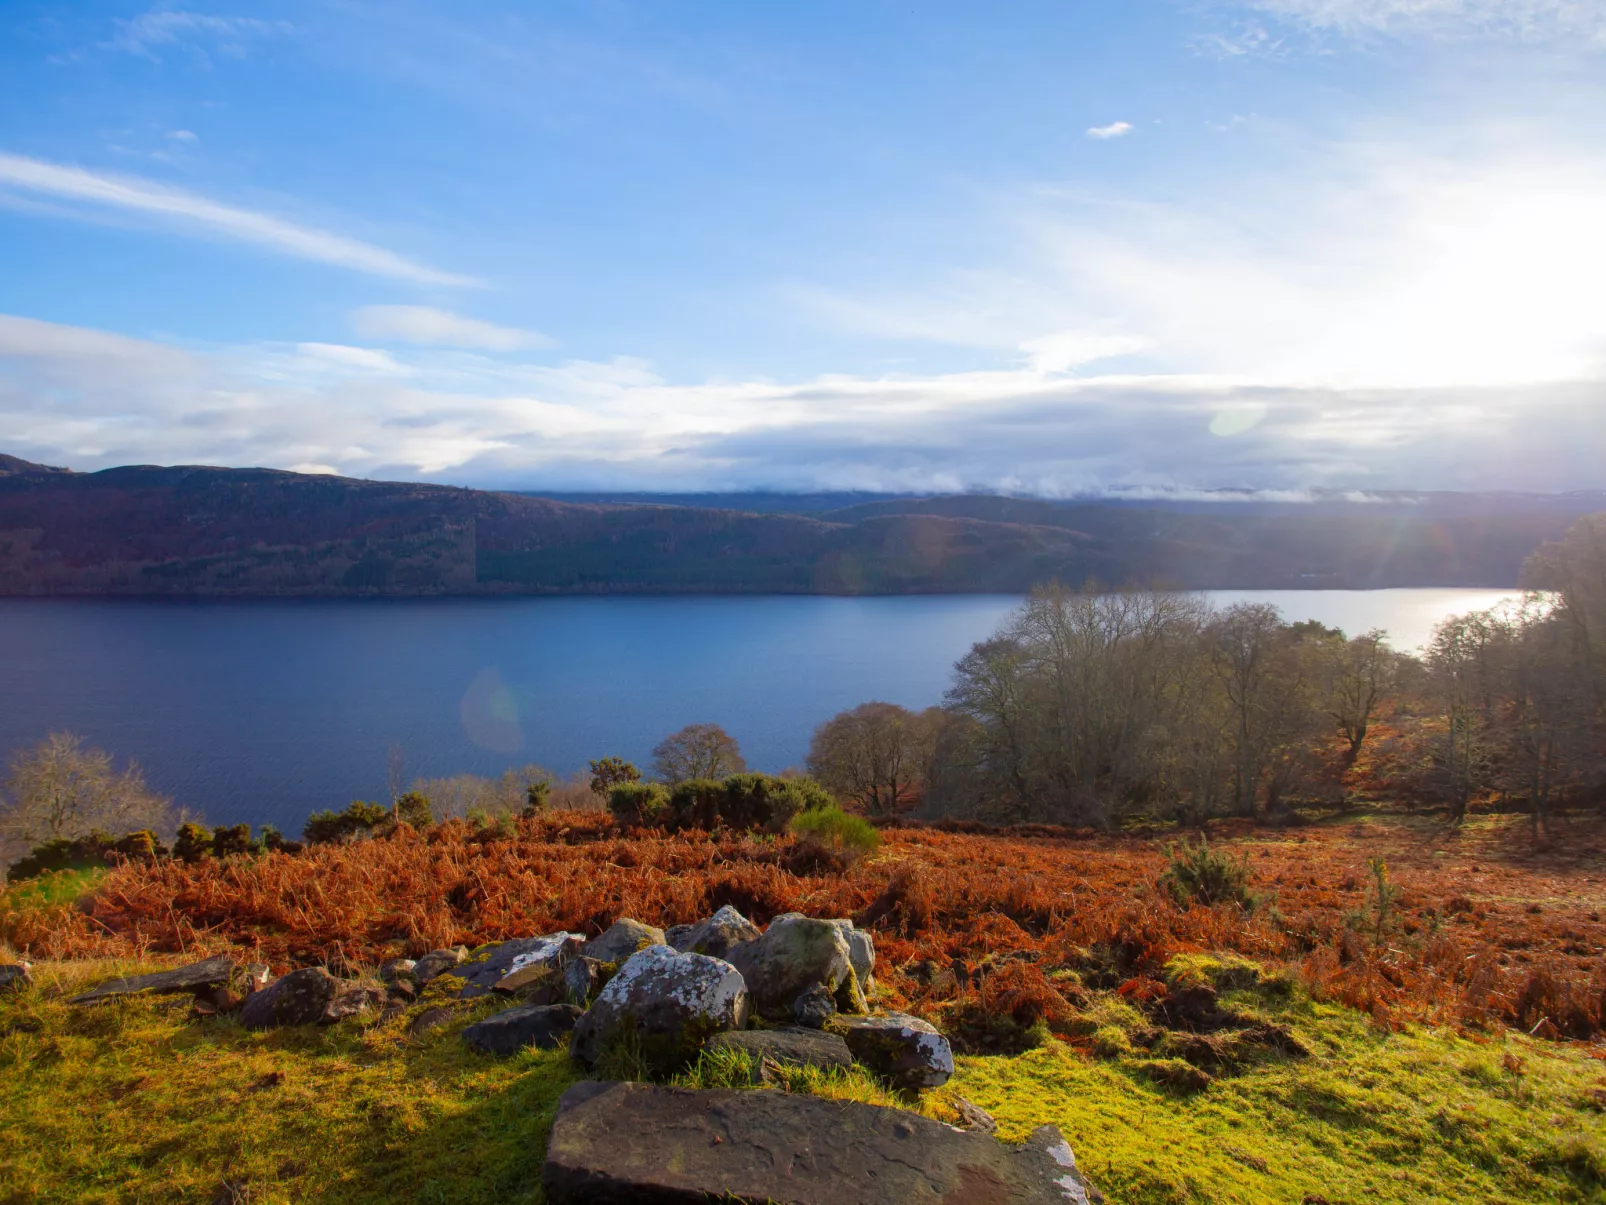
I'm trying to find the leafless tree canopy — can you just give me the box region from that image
[806,701,937,816]
[0,732,177,861]
[651,723,747,784]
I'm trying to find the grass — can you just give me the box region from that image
[4,953,1605,1204]
[1,866,107,913]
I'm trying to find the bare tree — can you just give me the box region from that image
[1307,627,1398,766]
[807,702,934,816]
[0,732,176,860]
[651,723,747,784]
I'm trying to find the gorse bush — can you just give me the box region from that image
[172,823,214,863]
[301,801,390,845]
[395,791,434,828]
[1158,838,1255,910]
[608,782,670,827]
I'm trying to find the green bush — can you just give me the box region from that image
[301,800,390,845]
[112,830,164,859]
[608,782,670,827]
[658,773,835,834]
[172,822,213,863]
[396,791,434,828]
[257,825,303,854]
[521,781,550,817]
[789,806,881,859]
[1159,838,1255,910]
[7,832,113,882]
[210,824,254,858]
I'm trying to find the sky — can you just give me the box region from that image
[1,1,1604,496]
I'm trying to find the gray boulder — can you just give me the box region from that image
[707,1026,852,1074]
[667,905,762,960]
[542,1080,1104,1204]
[462,1003,582,1057]
[0,963,33,994]
[379,958,416,985]
[838,1012,955,1091]
[68,954,235,1005]
[728,913,865,1020]
[412,947,468,986]
[581,918,666,965]
[570,945,749,1075]
[240,967,341,1030]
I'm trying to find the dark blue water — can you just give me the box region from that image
[0,590,1517,832]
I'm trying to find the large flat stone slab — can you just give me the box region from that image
[68,955,235,1004]
[542,1080,1102,1204]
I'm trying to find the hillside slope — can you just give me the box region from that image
[0,455,1591,594]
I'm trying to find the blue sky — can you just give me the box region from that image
[1,1,1603,495]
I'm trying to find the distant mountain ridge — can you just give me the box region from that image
[0,455,1596,596]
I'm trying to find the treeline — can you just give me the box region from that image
[805,514,1606,836]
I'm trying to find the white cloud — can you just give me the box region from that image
[1086,121,1134,140]
[350,305,554,351]
[168,130,198,143]
[1,312,1601,494]
[109,10,293,58]
[0,152,472,286]
[295,343,410,374]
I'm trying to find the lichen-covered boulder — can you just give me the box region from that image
[570,945,749,1075]
[240,967,341,1030]
[838,1012,955,1091]
[436,935,584,999]
[0,962,32,994]
[728,914,865,1020]
[667,905,762,960]
[581,919,666,965]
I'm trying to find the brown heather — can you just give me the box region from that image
[7,808,1606,1044]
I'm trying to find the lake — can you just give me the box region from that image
[0,589,1521,832]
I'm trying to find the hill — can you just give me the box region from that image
[0,455,1597,595]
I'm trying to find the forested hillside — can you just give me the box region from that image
[0,455,1598,595]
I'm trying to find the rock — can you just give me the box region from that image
[564,956,603,1006]
[323,986,384,1024]
[68,955,236,1005]
[581,918,666,965]
[727,913,865,1020]
[707,1026,852,1073]
[240,967,341,1030]
[0,963,33,994]
[838,1012,955,1091]
[953,1097,998,1134]
[239,964,271,993]
[408,1006,458,1038]
[542,1080,1103,1204]
[434,935,583,997]
[494,934,585,994]
[792,983,836,1029]
[388,978,418,1002]
[824,918,876,993]
[412,947,469,985]
[462,1002,582,1056]
[667,905,762,960]
[904,958,959,996]
[379,958,416,985]
[569,945,749,1075]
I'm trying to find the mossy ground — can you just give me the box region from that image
[4,954,1605,1204]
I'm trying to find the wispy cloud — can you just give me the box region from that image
[0,152,472,286]
[351,306,554,351]
[1240,0,1606,45]
[1086,121,1134,140]
[108,10,293,59]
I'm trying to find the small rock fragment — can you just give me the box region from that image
[411,948,469,986]
[0,963,34,994]
[564,956,602,1006]
[792,983,836,1029]
[240,967,341,1030]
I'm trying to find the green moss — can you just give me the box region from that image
[5,956,1605,1203]
[1162,952,1263,994]
[1063,995,1147,1038]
